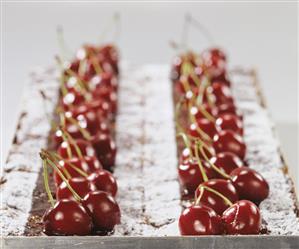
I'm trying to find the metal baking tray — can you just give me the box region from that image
[2,235,299,249]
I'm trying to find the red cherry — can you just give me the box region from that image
[57,139,96,159]
[190,104,218,121]
[216,113,243,135]
[179,204,222,235]
[178,158,215,194]
[43,199,92,235]
[88,169,118,197]
[207,82,234,105]
[89,72,118,93]
[56,177,97,201]
[171,56,183,81]
[54,158,92,186]
[84,156,103,172]
[180,145,215,163]
[210,152,243,178]
[213,130,246,160]
[62,90,85,110]
[230,167,269,204]
[91,133,116,170]
[82,190,120,232]
[222,200,261,235]
[195,179,239,215]
[202,48,226,64]
[188,118,217,141]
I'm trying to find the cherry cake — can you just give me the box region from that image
[1,46,299,237]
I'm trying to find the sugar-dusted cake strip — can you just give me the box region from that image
[113,64,181,236]
[0,68,59,236]
[230,69,299,235]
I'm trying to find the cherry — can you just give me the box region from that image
[179,204,222,235]
[56,177,97,201]
[210,152,243,178]
[171,56,183,81]
[54,158,92,186]
[89,72,118,93]
[84,156,103,172]
[88,169,118,197]
[217,102,240,117]
[62,90,85,110]
[207,82,234,105]
[180,145,215,163]
[82,190,120,232]
[190,104,218,121]
[222,200,261,235]
[230,167,269,204]
[69,104,110,134]
[197,118,218,139]
[91,133,116,170]
[202,48,226,64]
[57,139,96,159]
[178,158,215,194]
[43,199,92,235]
[188,119,217,141]
[213,130,246,160]
[215,114,243,135]
[195,179,239,215]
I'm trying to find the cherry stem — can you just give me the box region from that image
[59,124,72,159]
[90,55,103,75]
[42,149,71,179]
[177,132,193,158]
[65,116,92,141]
[41,151,82,202]
[185,13,214,45]
[42,159,55,207]
[51,152,88,178]
[60,127,83,159]
[194,142,208,182]
[198,141,230,179]
[55,56,90,98]
[188,103,212,142]
[56,26,72,61]
[175,98,185,134]
[196,185,233,207]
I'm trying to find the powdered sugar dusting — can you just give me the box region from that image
[1,68,59,236]
[113,64,180,236]
[231,70,299,235]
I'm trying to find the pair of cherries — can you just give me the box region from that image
[179,200,261,235]
[43,191,120,236]
[41,149,120,236]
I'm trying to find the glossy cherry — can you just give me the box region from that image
[179,204,222,235]
[54,158,92,186]
[230,167,269,204]
[215,113,243,135]
[213,130,246,160]
[56,177,97,201]
[180,145,215,163]
[82,190,121,232]
[222,200,261,235]
[195,179,239,215]
[190,104,218,121]
[207,82,234,105]
[178,158,215,194]
[88,169,118,197]
[43,199,92,235]
[57,139,96,159]
[91,133,116,170]
[210,152,243,178]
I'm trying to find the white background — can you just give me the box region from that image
[2,2,298,190]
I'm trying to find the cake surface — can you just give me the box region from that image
[1,63,298,236]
